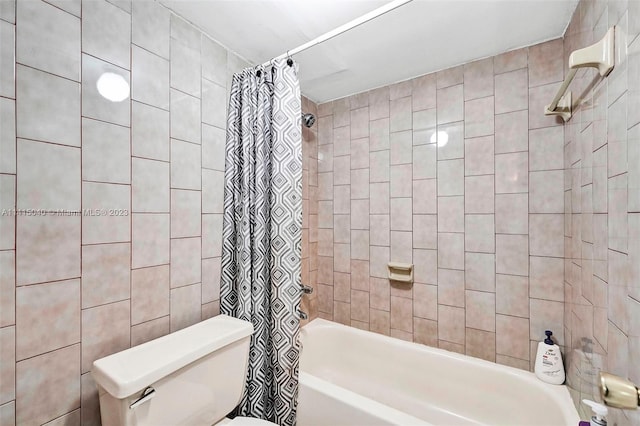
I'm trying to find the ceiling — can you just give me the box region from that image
[160,0,579,104]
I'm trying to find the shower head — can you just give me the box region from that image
[302,113,316,128]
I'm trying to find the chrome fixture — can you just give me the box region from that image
[302,113,316,128]
[299,310,308,320]
[599,372,640,409]
[129,386,156,410]
[301,284,313,294]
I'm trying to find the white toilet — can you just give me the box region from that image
[92,315,277,426]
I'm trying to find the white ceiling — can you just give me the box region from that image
[160,0,579,103]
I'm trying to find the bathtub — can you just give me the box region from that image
[298,319,580,426]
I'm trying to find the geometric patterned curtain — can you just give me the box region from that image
[220,59,302,426]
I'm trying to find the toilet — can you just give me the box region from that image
[92,315,277,426]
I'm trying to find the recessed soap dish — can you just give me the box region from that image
[388,262,413,283]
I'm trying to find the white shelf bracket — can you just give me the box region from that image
[544,26,615,122]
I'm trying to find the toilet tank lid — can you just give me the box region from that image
[92,315,253,399]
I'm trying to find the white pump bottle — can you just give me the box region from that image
[534,330,565,384]
[582,399,607,426]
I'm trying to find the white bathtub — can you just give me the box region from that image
[298,319,580,426]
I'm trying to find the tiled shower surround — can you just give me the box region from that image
[0,1,316,424]
[312,42,570,366]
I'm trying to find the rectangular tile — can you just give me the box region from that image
[16,65,80,146]
[16,344,80,425]
[16,215,80,285]
[82,243,130,308]
[16,0,80,80]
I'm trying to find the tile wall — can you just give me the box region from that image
[313,40,570,370]
[0,0,308,424]
[563,0,640,423]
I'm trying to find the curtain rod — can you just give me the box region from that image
[261,0,413,67]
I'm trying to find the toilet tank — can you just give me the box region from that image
[92,315,254,426]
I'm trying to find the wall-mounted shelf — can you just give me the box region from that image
[544,26,615,122]
[388,262,413,283]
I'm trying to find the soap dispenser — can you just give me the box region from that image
[534,330,565,385]
[581,399,607,426]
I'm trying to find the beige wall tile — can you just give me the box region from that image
[529,170,564,213]
[465,214,495,253]
[529,214,564,257]
[170,189,201,238]
[464,135,494,176]
[171,139,201,190]
[414,317,438,346]
[171,90,201,144]
[370,277,389,311]
[16,344,80,425]
[80,372,99,426]
[171,39,200,98]
[529,126,564,171]
[464,58,494,101]
[438,268,465,307]
[464,97,494,138]
[16,215,80,285]
[131,316,170,347]
[495,152,528,194]
[496,234,529,276]
[465,175,494,214]
[82,182,130,244]
[411,74,436,110]
[438,305,465,344]
[530,298,564,345]
[132,213,169,268]
[369,118,389,151]
[81,300,130,373]
[496,314,529,359]
[202,79,226,128]
[436,65,463,89]
[528,82,563,129]
[132,45,170,110]
[390,131,411,165]
[81,54,130,126]
[437,233,464,270]
[0,21,15,98]
[436,84,463,124]
[495,68,528,114]
[495,193,528,234]
[390,97,412,132]
[201,124,225,171]
[412,179,436,214]
[132,158,170,213]
[132,0,170,59]
[413,214,437,249]
[0,326,15,404]
[390,296,412,332]
[202,257,221,303]
[0,251,15,327]
[131,265,170,325]
[17,139,80,211]
[413,144,436,179]
[530,256,564,301]
[494,47,527,74]
[495,110,528,154]
[132,101,170,162]
[170,237,201,288]
[0,175,14,250]
[438,196,464,233]
[350,199,369,229]
[0,98,15,174]
[437,159,464,196]
[465,252,495,292]
[413,283,437,320]
[82,0,130,69]
[16,0,79,81]
[528,38,563,87]
[390,198,412,231]
[369,150,389,182]
[466,328,496,362]
[350,169,369,199]
[369,309,390,335]
[82,118,130,184]
[496,274,529,318]
[82,243,130,308]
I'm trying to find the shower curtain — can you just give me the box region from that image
[220,59,302,426]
